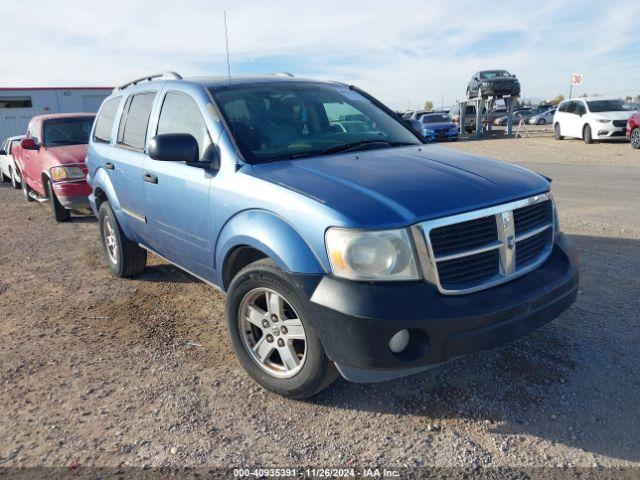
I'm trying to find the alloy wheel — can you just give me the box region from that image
[631,128,640,149]
[102,216,118,264]
[238,287,307,378]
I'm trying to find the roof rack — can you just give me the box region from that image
[116,71,183,91]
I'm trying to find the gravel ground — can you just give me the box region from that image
[0,136,639,474]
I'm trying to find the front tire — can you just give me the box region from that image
[583,124,593,144]
[538,119,547,125]
[630,127,640,149]
[225,260,337,399]
[98,202,147,277]
[554,123,564,140]
[46,179,70,222]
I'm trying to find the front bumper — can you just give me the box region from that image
[296,234,578,382]
[481,83,520,97]
[593,126,627,139]
[52,180,92,210]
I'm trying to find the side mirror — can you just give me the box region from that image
[148,133,199,163]
[21,138,38,150]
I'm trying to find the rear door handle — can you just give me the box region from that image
[105,162,114,170]
[143,172,158,184]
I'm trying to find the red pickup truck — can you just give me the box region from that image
[15,113,95,221]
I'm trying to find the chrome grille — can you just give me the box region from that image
[413,193,555,295]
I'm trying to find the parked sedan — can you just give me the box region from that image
[420,113,458,141]
[0,135,24,189]
[529,108,557,125]
[467,70,520,99]
[627,111,640,149]
[493,110,536,126]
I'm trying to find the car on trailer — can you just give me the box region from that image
[467,70,520,99]
[15,113,95,221]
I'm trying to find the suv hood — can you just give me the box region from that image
[252,145,549,227]
[46,144,88,164]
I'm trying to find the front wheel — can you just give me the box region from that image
[583,124,593,144]
[98,202,147,277]
[46,179,70,222]
[226,260,337,399]
[538,119,547,125]
[630,127,640,149]
[22,175,34,202]
[554,123,564,140]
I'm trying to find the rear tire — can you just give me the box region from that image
[538,119,546,125]
[10,167,20,189]
[98,202,147,277]
[46,179,71,222]
[630,127,640,149]
[583,124,593,144]
[226,259,338,399]
[0,171,8,183]
[554,123,564,140]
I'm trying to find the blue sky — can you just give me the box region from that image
[1,0,638,109]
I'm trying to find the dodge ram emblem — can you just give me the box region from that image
[506,235,515,250]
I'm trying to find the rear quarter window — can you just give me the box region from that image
[93,97,121,144]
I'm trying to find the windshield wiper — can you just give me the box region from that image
[322,140,416,155]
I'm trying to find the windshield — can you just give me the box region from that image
[586,100,627,112]
[422,114,450,123]
[43,117,94,147]
[479,70,511,79]
[210,82,421,163]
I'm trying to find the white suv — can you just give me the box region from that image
[553,98,633,143]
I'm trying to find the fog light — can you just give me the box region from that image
[389,329,410,353]
[598,130,608,136]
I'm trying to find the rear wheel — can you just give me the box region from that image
[630,127,640,149]
[226,259,338,399]
[538,119,547,125]
[583,124,593,144]
[9,167,20,189]
[554,123,564,140]
[98,202,147,277]
[46,179,70,222]
[0,170,8,183]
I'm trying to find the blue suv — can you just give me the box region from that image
[87,72,579,398]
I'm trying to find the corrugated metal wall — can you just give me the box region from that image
[0,88,112,141]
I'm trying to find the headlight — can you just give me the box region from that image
[50,166,85,182]
[596,119,611,123]
[326,227,420,281]
[423,128,435,134]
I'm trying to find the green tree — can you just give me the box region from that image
[423,100,434,111]
[550,94,565,105]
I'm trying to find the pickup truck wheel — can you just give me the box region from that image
[98,202,147,277]
[46,179,71,222]
[226,260,338,399]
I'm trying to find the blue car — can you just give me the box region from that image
[87,72,578,398]
[420,113,459,141]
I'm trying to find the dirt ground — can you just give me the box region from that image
[1,136,639,474]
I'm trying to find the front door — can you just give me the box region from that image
[140,90,216,279]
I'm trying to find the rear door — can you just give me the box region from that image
[110,91,157,238]
[140,89,216,278]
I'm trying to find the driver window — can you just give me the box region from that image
[157,91,214,164]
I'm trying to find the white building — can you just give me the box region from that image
[0,87,112,141]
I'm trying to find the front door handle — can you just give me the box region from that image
[105,162,114,170]
[143,172,158,184]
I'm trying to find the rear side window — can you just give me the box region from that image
[118,92,156,151]
[93,97,121,144]
[157,91,213,161]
